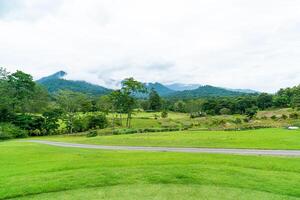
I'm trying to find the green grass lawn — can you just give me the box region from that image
[36,128,300,150]
[1,141,300,199]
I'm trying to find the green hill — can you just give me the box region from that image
[167,85,248,99]
[37,71,111,96]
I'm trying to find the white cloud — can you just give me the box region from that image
[0,0,300,92]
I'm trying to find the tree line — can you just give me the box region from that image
[1,67,300,140]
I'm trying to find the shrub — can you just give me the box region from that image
[29,129,42,136]
[245,107,258,119]
[270,115,277,120]
[0,123,27,140]
[289,113,299,119]
[243,118,250,123]
[86,130,98,137]
[219,108,231,115]
[12,114,44,135]
[190,112,205,118]
[281,114,288,120]
[234,118,242,124]
[73,116,89,132]
[161,111,168,118]
[88,114,108,129]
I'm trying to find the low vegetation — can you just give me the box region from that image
[35,128,300,150]
[1,141,300,200]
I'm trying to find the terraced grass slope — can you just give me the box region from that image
[1,141,300,199]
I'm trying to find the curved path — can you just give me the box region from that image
[25,140,300,156]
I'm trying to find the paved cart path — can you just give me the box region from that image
[25,140,300,156]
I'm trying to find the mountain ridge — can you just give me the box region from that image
[37,71,259,98]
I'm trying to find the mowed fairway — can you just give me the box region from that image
[1,141,300,199]
[36,128,300,150]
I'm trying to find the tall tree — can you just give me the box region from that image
[0,68,12,121]
[110,78,146,128]
[148,89,162,111]
[7,70,35,112]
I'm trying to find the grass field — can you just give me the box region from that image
[35,128,300,150]
[1,141,300,199]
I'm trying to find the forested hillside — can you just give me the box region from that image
[37,71,111,95]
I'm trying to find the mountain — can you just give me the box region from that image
[166,85,248,99]
[37,71,67,83]
[165,83,201,91]
[36,71,256,98]
[37,71,111,95]
[145,82,175,96]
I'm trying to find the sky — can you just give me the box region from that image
[0,0,300,92]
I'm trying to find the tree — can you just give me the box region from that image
[174,100,186,113]
[292,94,300,110]
[96,95,113,114]
[245,106,258,119]
[42,108,63,134]
[56,90,91,134]
[148,89,162,111]
[257,93,273,110]
[8,71,35,112]
[185,99,203,115]
[110,78,146,128]
[273,95,289,108]
[0,67,9,80]
[24,84,50,113]
[0,68,12,121]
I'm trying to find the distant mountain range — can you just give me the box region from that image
[37,71,259,98]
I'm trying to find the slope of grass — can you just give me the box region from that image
[1,141,300,199]
[36,128,300,150]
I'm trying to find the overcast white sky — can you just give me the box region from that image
[1,0,300,92]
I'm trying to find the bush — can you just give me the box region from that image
[12,114,44,135]
[289,113,299,119]
[29,129,42,136]
[270,115,277,120]
[86,130,98,137]
[161,111,168,118]
[190,112,206,118]
[88,114,108,129]
[73,116,89,132]
[219,108,231,115]
[281,114,288,120]
[245,106,258,119]
[0,123,27,140]
[233,118,242,124]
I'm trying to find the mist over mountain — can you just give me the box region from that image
[165,83,201,91]
[37,71,259,98]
